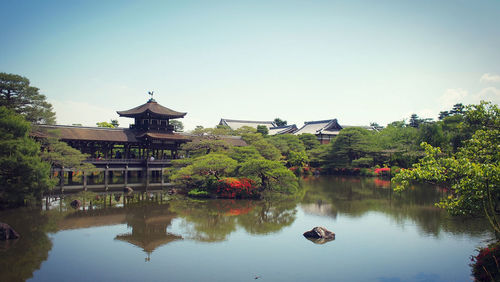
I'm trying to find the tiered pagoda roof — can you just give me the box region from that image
[117,99,186,119]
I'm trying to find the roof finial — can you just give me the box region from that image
[147,91,156,102]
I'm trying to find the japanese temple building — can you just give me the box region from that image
[37,97,190,160]
[34,97,191,191]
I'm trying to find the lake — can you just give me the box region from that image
[0,176,492,281]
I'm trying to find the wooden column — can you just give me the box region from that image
[105,165,109,190]
[83,171,87,191]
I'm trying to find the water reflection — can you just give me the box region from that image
[0,176,492,281]
[115,202,182,261]
[169,198,297,241]
[0,209,55,281]
[300,176,490,237]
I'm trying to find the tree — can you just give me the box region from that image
[393,135,500,233]
[374,121,419,167]
[0,73,56,124]
[181,139,231,156]
[274,118,287,127]
[298,133,320,151]
[252,139,281,161]
[288,150,309,167]
[267,134,306,157]
[417,122,447,149]
[37,133,95,171]
[171,153,238,188]
[370,122,384,130]
[190,153,237,181]
[239,159,298,193]
[96,121,115,128]
[110,119,119,127]
[228,146,263,163]
[234,126,257,136]
[450,103,464,115]
[191,125,206,136]
[256,125,269,136]
[170,120,184,132]
[0,107,54,207]
[393,101,500,234]
[326,127,376,168]
[409,114,422,128]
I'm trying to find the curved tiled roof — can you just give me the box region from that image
[136,132,190,141]
[219,118,276,130]
[117,100,186,119]
[35,125,139,142]
[34,125,190,143]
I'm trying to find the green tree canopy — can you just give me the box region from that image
[393,101,500,234]
[0,73,56,124]
[228,146,263,163]
[239,159,298,193]
[181,139,232,156]
[0,107,55,207]
[298,133,320,151]
[267,134,306,157]
[252,139,282,161]
[96,121,115,128]
[256,125,269,136]
[326,127,377,168]
[170,120,184,132]
[274,118,287,126]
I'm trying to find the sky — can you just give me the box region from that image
[1,0,499,130]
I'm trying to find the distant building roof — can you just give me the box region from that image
[294,119,342,136]
[117,99,186,119]
[268,124,298,135]
[219,119,276,130]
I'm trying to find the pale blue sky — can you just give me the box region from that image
[1,0,499,130]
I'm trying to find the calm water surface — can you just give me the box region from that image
[0,176,492,281]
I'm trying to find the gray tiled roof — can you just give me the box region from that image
[294,119,342,135]
[268,124,298,135]
[219,119,276,130]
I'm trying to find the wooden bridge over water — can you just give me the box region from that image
[53,158,174,192]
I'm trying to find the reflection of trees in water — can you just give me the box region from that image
[238,199,297,235]
[300,176,492,237]
[169,198,298,241]
[0,208,55,281]
[169,199,239,242]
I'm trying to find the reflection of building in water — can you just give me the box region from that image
[115,204,182,261]
[301,201,338,219]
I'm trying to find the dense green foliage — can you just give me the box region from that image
[0,72,56,124]
[0,73,96,207]
[96,121,116,128]
[170,120,184,132]
[393,102,499,233]
[0,107,55,207]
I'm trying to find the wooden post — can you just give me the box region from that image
[83,171,87,191]
[124,165,128,185]
[105,165,109,190]
[60,167,65,193]
[161,168,165,186]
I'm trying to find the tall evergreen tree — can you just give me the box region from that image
[0,73,56,124]
[0,107,55,207]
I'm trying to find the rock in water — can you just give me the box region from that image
[303,227,335,244]
[0,222,20,240]
[70,199,82,209]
